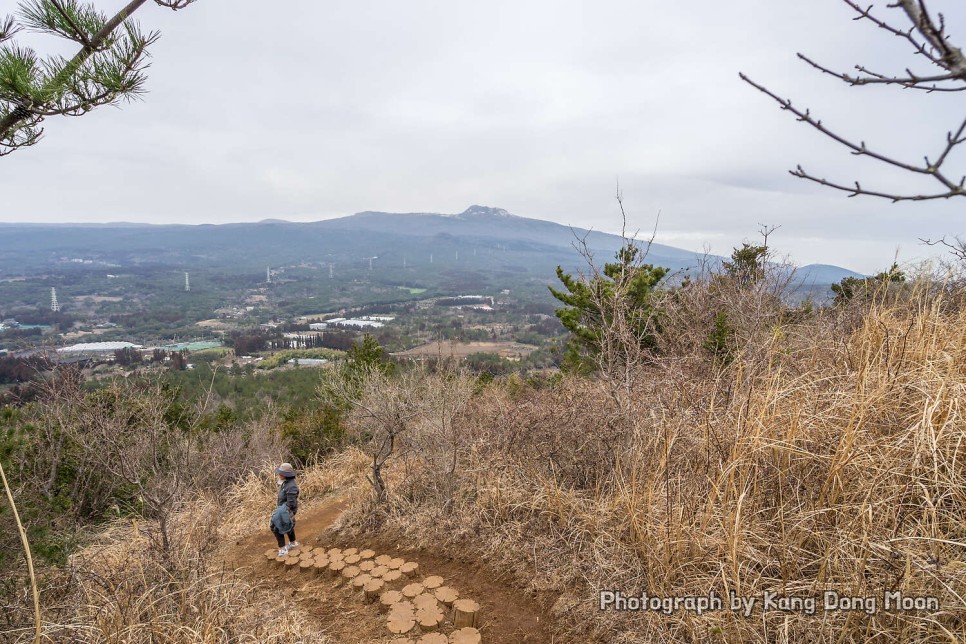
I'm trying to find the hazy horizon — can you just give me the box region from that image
[3,0,964,274]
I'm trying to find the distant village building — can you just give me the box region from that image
[57,341,143,355]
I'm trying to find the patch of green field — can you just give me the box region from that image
[401,286,427,294]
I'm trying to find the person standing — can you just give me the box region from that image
[270,462,300,556]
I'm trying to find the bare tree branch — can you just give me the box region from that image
[740,0,966,202]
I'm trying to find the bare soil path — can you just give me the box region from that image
[224,495,555,643]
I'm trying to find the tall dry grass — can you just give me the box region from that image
[337,287,965,642]
[1,453,371,643]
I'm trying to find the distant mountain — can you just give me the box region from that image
[0,206,861,291]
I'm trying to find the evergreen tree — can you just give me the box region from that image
[722,243,768,288]
[549,243,667,372]
[0,0,198,155]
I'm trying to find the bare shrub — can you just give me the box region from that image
[339,286,966,642]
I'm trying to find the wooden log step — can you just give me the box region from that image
[342,547,358,556]
[383,570,403,584]
[359,549,376,560]
[433,586,458,606]
[371,565,389,578]
[412,593,439,610]
[388,557,406,570]
[415,604,445,631]
[387,614,416,636]
[300,545,315,554]
[298,560,314,573]
[312,559,329,574]
[364,578,385,602]
[274,556,287,566]
[314,555,330,567]
[344,554,362,565]
[400,561,419,577]
[448,627,481,644]
[452,599,479,628]
[422,575,444,590]
[340,565,362,582]
[284,558,300,570]
[389,600,415,618]
[375,554,393,566]
[359,560,376,572]
[416,633,448,644]
[327,548,343,557]
[263,548,278,558]
[402,583,425,599]
[351,573,373,589]
[328,560,346,577]
[379,590,404,612]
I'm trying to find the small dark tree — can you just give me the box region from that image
[722,243,768,288]
[549,243,667,373]
[832,262,907,304]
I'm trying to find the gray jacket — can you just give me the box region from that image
[277,477,299,515]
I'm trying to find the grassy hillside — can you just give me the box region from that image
[0,252,960,643]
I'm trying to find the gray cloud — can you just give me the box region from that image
[1,0,963,273]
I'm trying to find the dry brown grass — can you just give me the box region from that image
[2,453,372,644]
[335,289,966,642]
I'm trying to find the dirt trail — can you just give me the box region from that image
[224,495,555,643]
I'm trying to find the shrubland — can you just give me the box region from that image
[1,239,963,642]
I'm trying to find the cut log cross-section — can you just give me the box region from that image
[412,593,439,610]
[364,578,385,602]
[433,586,458,606]
[422,575,444,590]
[386,614,416,636]
[371,565,390,578]
[449,627,482,644]
[387,600,416,635]
[414,604,444,631]
[359,549,376,560]
[359,560,376,572]
[383,569,403,584]
[341,565,362,583]
[351,573,373,589]
[402,583,425,599]
[452,599,480,628]
[416,633,448,644]
[380,590,404,612]
[400,561,419,577]
[328,560,346,577]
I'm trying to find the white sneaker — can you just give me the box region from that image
[277,548,287,557]
[287,540,301,549]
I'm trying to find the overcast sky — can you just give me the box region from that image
[2,0,964,273]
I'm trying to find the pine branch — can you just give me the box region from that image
[0,0,195,155]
